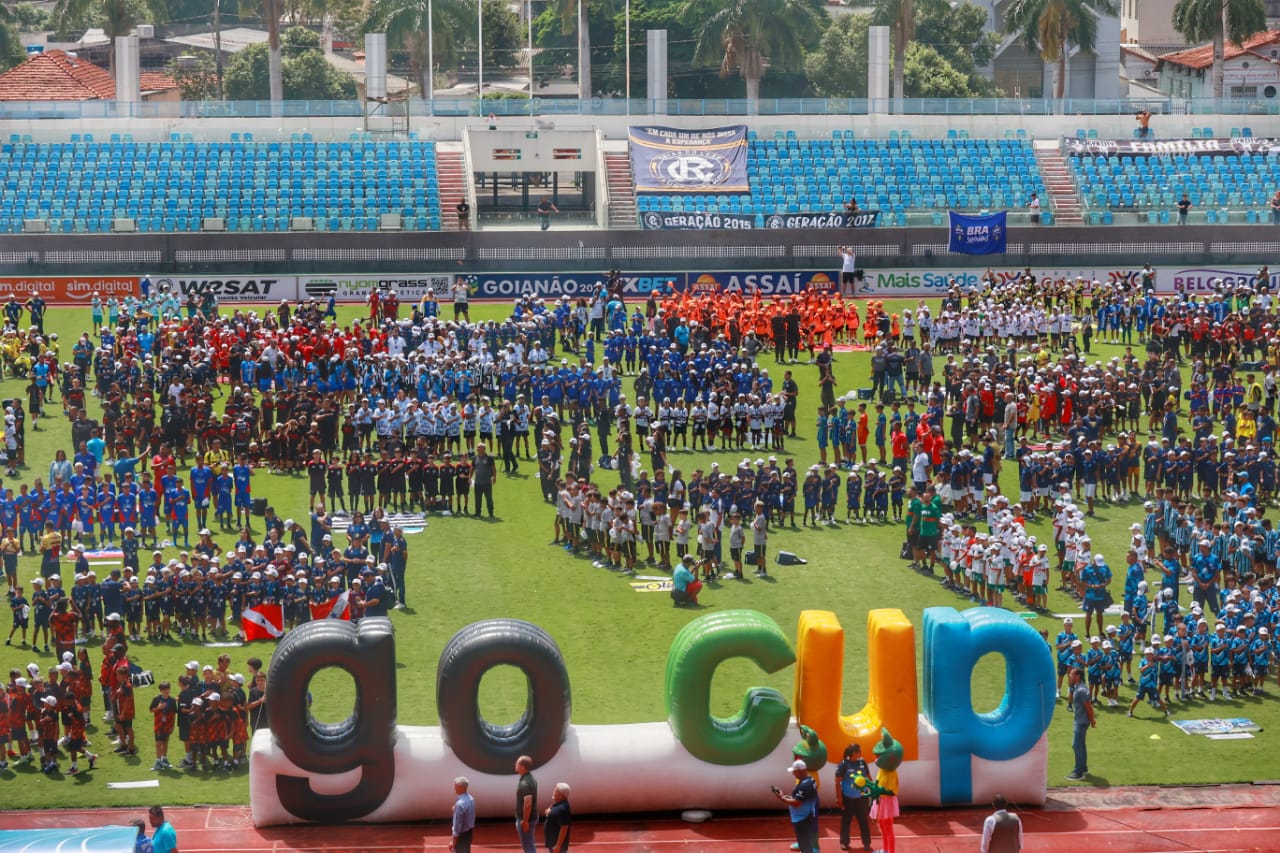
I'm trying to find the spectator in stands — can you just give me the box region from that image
[456,199,471,231]
[1177,193,1191,225]
[1270,189,1280,225]
[844,197,860,214]
[537,198,559,231]
[1029,193,1041,225]
[1136,110,1152,139]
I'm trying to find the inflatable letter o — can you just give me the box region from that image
[267,616,397,821]
[436,619,572,774]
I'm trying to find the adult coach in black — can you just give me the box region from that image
[472,443,498,518]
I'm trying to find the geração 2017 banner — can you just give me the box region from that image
[640,210,880,231]
[629,125,750,194]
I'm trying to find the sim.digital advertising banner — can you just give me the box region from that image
[629,125,750,194]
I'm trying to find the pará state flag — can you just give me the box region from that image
[242,604,285,642]
[948,211,1007,255]
[309,591,351,621]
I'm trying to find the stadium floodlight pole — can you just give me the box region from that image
[427,0,435,115]
[528,0,534,104]
[478,0,484,99]
[624,0,630,114]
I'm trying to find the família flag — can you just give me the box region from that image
[242,604,285,642]
[310,591,351,621]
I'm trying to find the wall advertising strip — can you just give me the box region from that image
[1066,137,1280,159]
[628,125,750,194]
[640,210,881,230]
[0,276,139,304]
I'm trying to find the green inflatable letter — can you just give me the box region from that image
[664,610,795,765]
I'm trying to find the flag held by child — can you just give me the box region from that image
[242,603,285,642]
[309,591,351,621]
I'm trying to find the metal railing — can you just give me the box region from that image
[2,96,1280,121]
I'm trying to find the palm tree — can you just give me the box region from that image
[550,0,607,99]
[1002,0,1115,99]
[52,0,167,77]
[249,0,286,103]
[682,0,822,109]
[366,0,471,100]
[1172,0,1266,100]
[873,0,912,103]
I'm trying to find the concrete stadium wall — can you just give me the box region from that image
[0,223,1273,279]
[5,112,1279,144]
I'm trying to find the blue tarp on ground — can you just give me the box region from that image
[0,826,140,852]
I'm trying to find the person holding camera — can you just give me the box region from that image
[775,759,820,853]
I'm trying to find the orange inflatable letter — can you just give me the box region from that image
[791,609,918,760]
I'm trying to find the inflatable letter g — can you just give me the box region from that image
[665,610,795,764]
[922,606,1056,803]
[267,617,397,821]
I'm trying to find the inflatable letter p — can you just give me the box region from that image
[922,607,1055,804]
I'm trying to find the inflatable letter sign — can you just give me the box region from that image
[250,607,1054,825]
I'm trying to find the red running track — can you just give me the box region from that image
[4,784,1280,851]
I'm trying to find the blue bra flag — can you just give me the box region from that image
[948,211,1007,255]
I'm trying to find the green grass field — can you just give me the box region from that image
[0,299,1276,810]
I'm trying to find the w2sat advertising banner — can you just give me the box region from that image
[629,125,750,194]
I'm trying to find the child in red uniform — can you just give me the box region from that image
[189,696,209,771]
[228,674,249,766]
[36,694,59,773]
[0,683,9,770]
[61,692,95,773]
[7,674,31,764]
[149,681,177,771]
[111,665,136,755]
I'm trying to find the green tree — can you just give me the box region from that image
[682,0,823,108]
[365,0,471,100]
[914,0,1000,95]
[167,53,220,100]
[12,3,50,31]
[51,0,167,76]
[224,26,355,99]
[548,0,613,98]
[1002,0,1116,99]
[903,42,976,97]
[481,0,522,69]
[803,13,869,98]
[1172,0,1266,99]
[872,0,911,103]
[0,6,22,74]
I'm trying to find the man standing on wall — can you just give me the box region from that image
[514,755,539,853]
[839,246,859,296]
[1065,667,1096,781]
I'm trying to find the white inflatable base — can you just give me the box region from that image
[249,717,1048,826]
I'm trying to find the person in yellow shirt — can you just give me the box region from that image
[39,523,62,579]
[1237,408,1257,444]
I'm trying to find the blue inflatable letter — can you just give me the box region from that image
[922,607,1055,803]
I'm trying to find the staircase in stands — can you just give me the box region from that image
[435,144,468,231]
[1034,142,1084,225]
[604,151,639,229]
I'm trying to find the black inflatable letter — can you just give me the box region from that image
[269,617,397,821]
[436,619,571,774]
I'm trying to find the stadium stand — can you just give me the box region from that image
[0,133,442,233]
[635,131,1046,226]
[1069,146,1277,224]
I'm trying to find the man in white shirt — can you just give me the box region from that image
[838,246,859,296]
